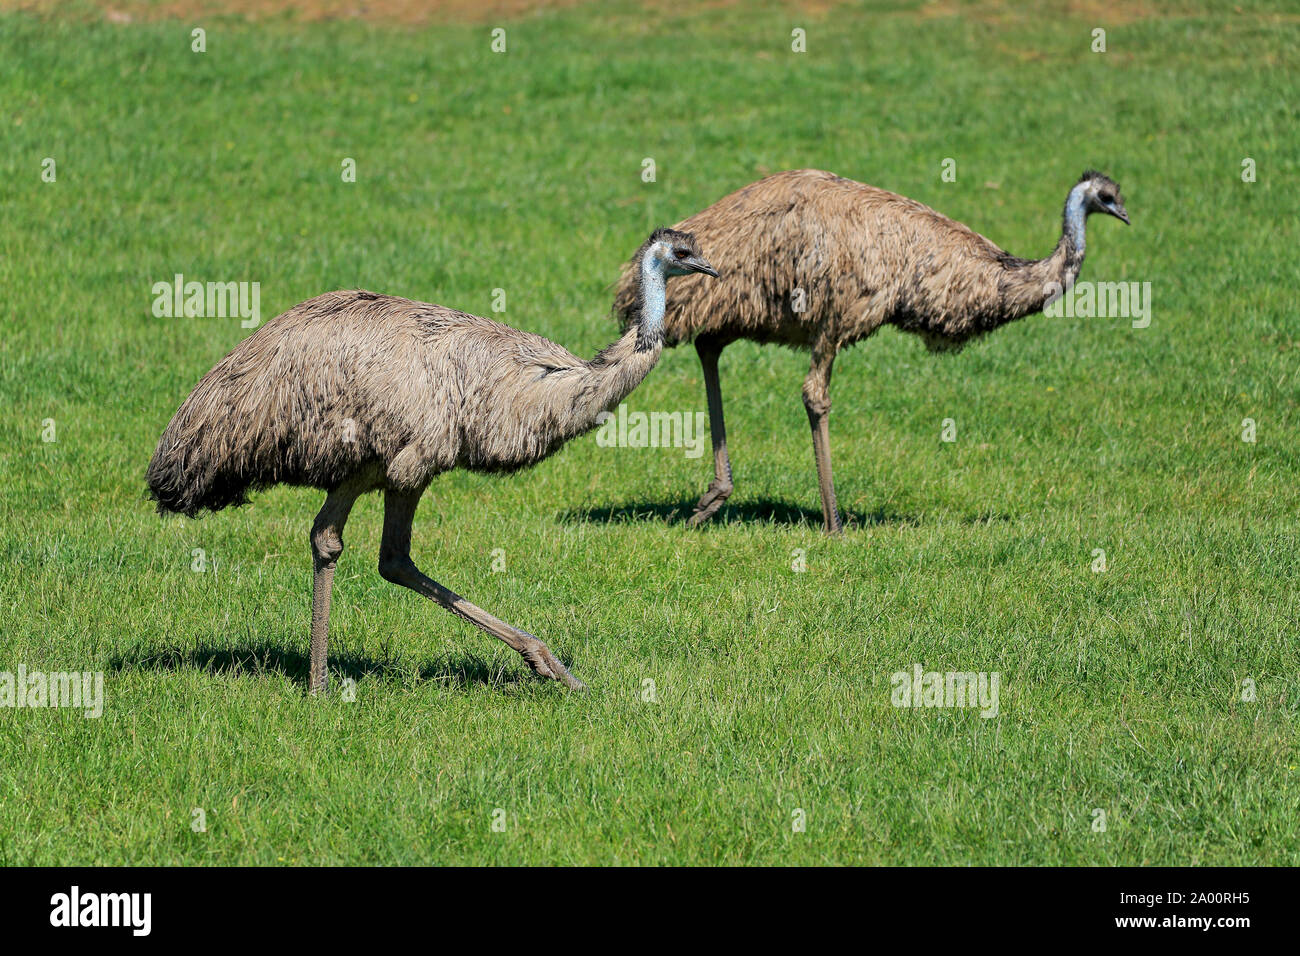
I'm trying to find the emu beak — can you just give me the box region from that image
[687,257,719,278]
[1113,204,1130,225]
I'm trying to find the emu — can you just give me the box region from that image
[614,170,1128,533]
[147,228,717,693]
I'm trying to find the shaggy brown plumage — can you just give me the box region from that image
[147,228,717,693]
[613,169,1128,532]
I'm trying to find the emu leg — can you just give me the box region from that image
[377,488,585,690]
[688,335,734,527]
[803,344,843,535]
[308,481,364,694]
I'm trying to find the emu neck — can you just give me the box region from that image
[1062,182,1088,260]
[998,183,1089,320]
[636,253,667,350]
[1039,182,1090,291]
[538,253,666,448]
[557,324,664,441]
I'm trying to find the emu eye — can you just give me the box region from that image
[674,248,690,260]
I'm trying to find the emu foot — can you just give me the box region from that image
[686,479,733,527]
[520,641,587,691]
[824,510,844,535]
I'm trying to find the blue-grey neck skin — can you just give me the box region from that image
[1064,182,1089,256]
[636,247,667,350]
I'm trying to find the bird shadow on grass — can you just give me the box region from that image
[109,640,543,691]
[556,496,931,530]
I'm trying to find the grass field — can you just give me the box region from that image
[1,0,1297,865]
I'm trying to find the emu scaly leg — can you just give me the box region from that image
[378,488,585,690]
[309,480,365,694]
[688,335,734,527]
[803,342,843,535]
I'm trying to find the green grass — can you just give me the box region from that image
[1,0,1298,865]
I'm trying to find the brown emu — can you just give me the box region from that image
[614,169,1128,533]
[147,228,717,693]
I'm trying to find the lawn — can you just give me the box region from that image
[1,0,1297,865]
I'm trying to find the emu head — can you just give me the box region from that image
[640,227,719,278]
[1079,171,1129,225]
